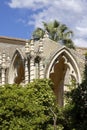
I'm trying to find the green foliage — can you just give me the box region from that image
[0,79,60,130]
[32,20,75,49]
[33,27,45,40]
[63,55,87,130]
[3,77,87,130]
[69,55,87,130]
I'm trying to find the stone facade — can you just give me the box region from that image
[0,34,87,106]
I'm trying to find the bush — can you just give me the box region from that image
[0,79,57,130]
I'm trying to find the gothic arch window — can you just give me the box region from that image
[46,47,81,106]
[14,54,24,84]
[8,49,25,84]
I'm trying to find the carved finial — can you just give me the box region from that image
[43,30,49,38]
[30,39,34,45]
[25,40,29,54]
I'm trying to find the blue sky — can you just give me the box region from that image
[0,0,87,47]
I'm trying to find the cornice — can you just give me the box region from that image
[0,36,27,45]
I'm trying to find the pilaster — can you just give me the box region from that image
[24,41,30,84]
[30,56,35,82]
[39,38,44,79]
[30,39,35,82]
[1,52,6,85]
[25,40,30,54]
[25,59,29,84]
[39,59,44,79]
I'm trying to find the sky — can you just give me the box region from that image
[0,0,87,47]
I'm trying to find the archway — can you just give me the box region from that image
[8,49,25,84]
[46,47,81,106]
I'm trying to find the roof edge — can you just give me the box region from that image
[0,36,27,45]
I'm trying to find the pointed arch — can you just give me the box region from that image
[46,46,81,83]
[46,46,81,106]
[8,49,25,84]
[11,48,25,62]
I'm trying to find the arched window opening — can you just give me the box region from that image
[46,47,81,106]
[50,56,68,106]
[8,50,25,84]
[14,55,24,84]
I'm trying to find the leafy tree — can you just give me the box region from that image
[0,79,63,130]
[71,54,87,130]
[33,20,75,49]
[63,54,87,130]
[32,27,45,40]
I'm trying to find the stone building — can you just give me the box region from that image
[0,33,86,106]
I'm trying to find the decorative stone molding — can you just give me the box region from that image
[25,40,30,54]
[25,58,29,84]
[6,56,11,68]
[39,38,43,54]
[46,47,81,84]
[1,52,6,84]
[30,56,35,82]
[30,39,34,56]
[39,59,44,79]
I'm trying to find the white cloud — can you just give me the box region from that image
[74,38,87,47]
[17,18,26,24]
[8,0,84,12]
[74,16,87,42]
[56,0,83,12]
[8,0,50,10]
[8,0,87,27]
[8,0,87,47]
[76,27,87,37]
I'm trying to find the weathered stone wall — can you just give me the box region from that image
[76,47,87,55]
[75,47,87,79]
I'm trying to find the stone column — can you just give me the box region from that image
[39,59,44,79]
[25,59,29,84]
[39,38,44,79]
[30,57,35,82]
[24,41,30,84]
[25,41,29,53]
[39,38,43,53]
[30,39,35,82]
[1,53,6,85]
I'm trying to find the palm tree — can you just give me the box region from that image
[32,20,75,49]
[32,27,45,40]
[43,20,60,41]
